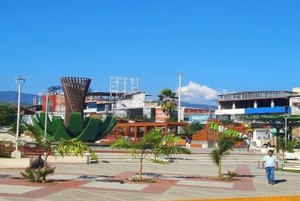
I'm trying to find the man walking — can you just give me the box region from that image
[246,138,251,152]
[262,150,278,185]
[185,136,190,149]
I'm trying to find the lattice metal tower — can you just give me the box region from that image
[109,76,139,97]
[61,77,91,126]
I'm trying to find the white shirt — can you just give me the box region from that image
[263,155,278,167]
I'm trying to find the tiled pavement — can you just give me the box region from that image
[0,148,300,201]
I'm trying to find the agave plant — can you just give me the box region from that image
[33,112,116,142]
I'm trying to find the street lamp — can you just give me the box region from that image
[11,76,25,158]
[44,93,48,142]
[284,114,289,146]
[177,73,184,135]
[177,73,184,122]
[284,106,290,146]
[43,91,50,142]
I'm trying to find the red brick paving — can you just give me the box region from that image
[234,164,256,191]
[0,164,257,199]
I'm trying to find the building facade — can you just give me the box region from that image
[215,90,300,121]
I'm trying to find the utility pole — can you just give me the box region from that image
[177,73,184,122]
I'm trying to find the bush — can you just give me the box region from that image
[221,170,238,181]
[20,166,55,183]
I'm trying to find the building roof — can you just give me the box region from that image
[218,91,299,102]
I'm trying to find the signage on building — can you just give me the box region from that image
[189,114,215,124]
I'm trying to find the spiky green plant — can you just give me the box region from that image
[33,112,116,142]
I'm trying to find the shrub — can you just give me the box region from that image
[221,171,238,181]
[20,166,55,183]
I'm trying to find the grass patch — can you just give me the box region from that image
[278,168,300,173]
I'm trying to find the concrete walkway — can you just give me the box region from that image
[0,148,300,201]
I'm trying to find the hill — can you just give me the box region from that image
[0,91,38,106]
[181,102,217,110]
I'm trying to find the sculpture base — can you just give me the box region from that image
[11,150,22,158]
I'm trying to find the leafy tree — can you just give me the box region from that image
[0,104,15,126]
[157,88,178,120]
[21,124,98,183]
[189,122,204,135]
[8,121,26,136]
[278,138,298,160]
[111,128,191,181]
[209,122,238,178]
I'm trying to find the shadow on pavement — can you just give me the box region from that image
[275,179,287,184]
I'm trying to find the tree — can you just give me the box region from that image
[157,89,178,120]
[21,124,98,183]
[8,121,26,136]
[209,122,238,178]
[188,122,204,135]
[246,115,300,153]
[111,128,191,181]
[0,104,15,126]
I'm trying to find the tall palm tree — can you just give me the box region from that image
[158,88,178,120]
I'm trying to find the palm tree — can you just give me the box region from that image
[210,133,236,178]
[22,124,98,183]
[209,122,238,178]
[157,88,178,120]
[111,128,191,181]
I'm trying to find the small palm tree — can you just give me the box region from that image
[210,134,236,178]
[22,124,98,183]
[111,128,190,181]
[209,122,238,179]
[158,88,178,120]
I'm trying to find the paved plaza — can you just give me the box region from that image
[0,148,300,201]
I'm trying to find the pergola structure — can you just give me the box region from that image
[247,115,300,138]
[246,115,300,151]
[105,121,188,143]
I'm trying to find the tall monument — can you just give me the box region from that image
[61,77,91,126]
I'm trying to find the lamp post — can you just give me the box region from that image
[44,93,49,142]
[284,115,287,146]
[11,76,25,158]
[284,114,289,146]
[177,73,184,122]
[284,105,290,146]
[177,73,184,135]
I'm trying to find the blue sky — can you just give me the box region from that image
[1,0,299,104]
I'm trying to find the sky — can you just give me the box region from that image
[0,0,299,105]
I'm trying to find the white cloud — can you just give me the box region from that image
[178,81,218,104]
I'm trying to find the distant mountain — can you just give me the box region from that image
[181,101,217,110]
[0,91,38,106]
